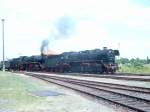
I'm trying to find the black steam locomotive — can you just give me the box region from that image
[0,47,119,74]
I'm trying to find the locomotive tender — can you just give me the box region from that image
[1,47,119,74]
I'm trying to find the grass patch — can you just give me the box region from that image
[118,64,150,74]
[0,72,51,111]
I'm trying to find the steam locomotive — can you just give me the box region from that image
[0,47,119,74]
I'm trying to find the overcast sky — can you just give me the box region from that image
[0,0,150,60]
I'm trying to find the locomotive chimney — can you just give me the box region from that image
[41,53,45,64]
[103,47,107,50]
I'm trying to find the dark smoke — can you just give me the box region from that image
[40,16,75,54]
[40,39,49,54]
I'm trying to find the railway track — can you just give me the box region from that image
[116,73,150,76]
[58,73,150,82]
[29,72,150,82]
[26,72,150,112]
[23,71,150,82]
[62,72,150,76]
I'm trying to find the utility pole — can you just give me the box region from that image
[2,19,5,72]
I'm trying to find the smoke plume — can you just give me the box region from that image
[40,39,49,54]
[55,16,75,39]
[40,16,75,54]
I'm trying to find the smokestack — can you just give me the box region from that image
[103,47,107,50]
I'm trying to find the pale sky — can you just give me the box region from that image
[0,0,150,60]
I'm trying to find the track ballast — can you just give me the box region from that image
[25,72,150,112]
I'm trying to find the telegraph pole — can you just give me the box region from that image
[2,19,5,72]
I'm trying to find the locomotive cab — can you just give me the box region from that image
[101,48,119,74]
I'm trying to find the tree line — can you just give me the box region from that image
[117,57,150,67]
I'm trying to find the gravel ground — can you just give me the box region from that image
[25,75,132,112]
[0,72,118,112]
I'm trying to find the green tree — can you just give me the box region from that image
[147,56,150,64]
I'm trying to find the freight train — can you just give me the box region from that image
[0,47,119,74]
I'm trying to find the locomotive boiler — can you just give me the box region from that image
[42,47,119,73]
